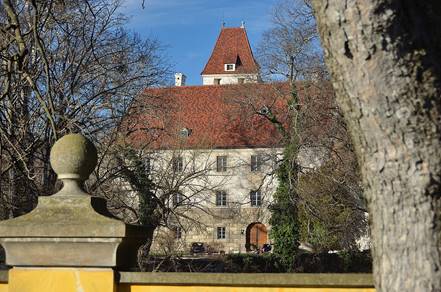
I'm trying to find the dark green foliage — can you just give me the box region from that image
[293,250,372,273]
[269,144,301,271]
[268,85,301,271]
[117,148,160,228]
[223,254,285,273]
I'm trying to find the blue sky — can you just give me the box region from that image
[122,0,279,85]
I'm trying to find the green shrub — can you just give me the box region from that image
[134,250,372,273]
[293,250,372,273]
[223,254,285,273]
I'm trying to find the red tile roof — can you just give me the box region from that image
[201,27,259,75]
[126,83,292,149]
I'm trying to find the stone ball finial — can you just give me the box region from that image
[50,134,98,181]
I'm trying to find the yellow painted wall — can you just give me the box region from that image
[0,283,7,292]
[119,285,375,292]
[0,282,377,292]
[2,269,376,292]
[8,268,115,292]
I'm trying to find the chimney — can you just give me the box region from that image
[175,73,186,86]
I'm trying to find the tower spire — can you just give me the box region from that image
[201,24,260,85]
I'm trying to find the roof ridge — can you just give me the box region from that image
[200,27,225,75]
[241,27,260,71]
[143,81,293,93]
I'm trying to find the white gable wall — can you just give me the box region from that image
[202,73,259,85]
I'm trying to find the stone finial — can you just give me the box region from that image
[0,133,148,268]
[50,133,97,196]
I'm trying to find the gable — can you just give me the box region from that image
[201,27,259,75]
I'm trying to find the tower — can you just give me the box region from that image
[201,26,260,85]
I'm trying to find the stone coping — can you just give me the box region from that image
[0,270,374,287]
[118,272,374,287]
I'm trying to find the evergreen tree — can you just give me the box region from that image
[270,144,300,271]
[269,85,301,271]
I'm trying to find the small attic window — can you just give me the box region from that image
[180,127,192,137]
[259,105,270,115]
[225,64,236,71]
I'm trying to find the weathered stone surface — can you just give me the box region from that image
[118,272,374,288]
[50,134,97,181]
[0,134,149,268]
[2,239,121,267]
[0,196,125,237]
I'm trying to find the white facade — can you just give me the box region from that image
[148,147,283,254]
[202,73,259,85]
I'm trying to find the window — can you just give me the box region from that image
[217,227,226,239]
[238,78,245,84]
[225,64,236,71]
[250,190,262,207]
[214,78,221,85]
[259,105,269,115]
[215,190,227,206]
[172,193,184,207]
[172,156,183,172]
[216,155,227,172]
[251,155,262,172]
[173,226,182,239]
[180,127,192,137]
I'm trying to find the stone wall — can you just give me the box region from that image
[0,270,376,292]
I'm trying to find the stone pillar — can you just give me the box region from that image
[0,134,148,292]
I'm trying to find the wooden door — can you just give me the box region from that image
[247,223,268,250]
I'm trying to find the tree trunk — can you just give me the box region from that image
[7,168,16,219]
[311,1,441,291]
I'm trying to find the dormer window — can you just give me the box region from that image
[225,64,235,71]
[180,127,192,137]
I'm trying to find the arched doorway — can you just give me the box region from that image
[245,222,268,251]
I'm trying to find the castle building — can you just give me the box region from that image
[129,26,292,254]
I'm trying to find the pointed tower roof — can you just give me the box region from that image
[201,27,259,75]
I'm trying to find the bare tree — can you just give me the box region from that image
[94,137,231,269]
[251,0,367,254]
[256,0,326,81]
[311,0,441,291]
[225,78,366,253]
[0,0,169,217]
